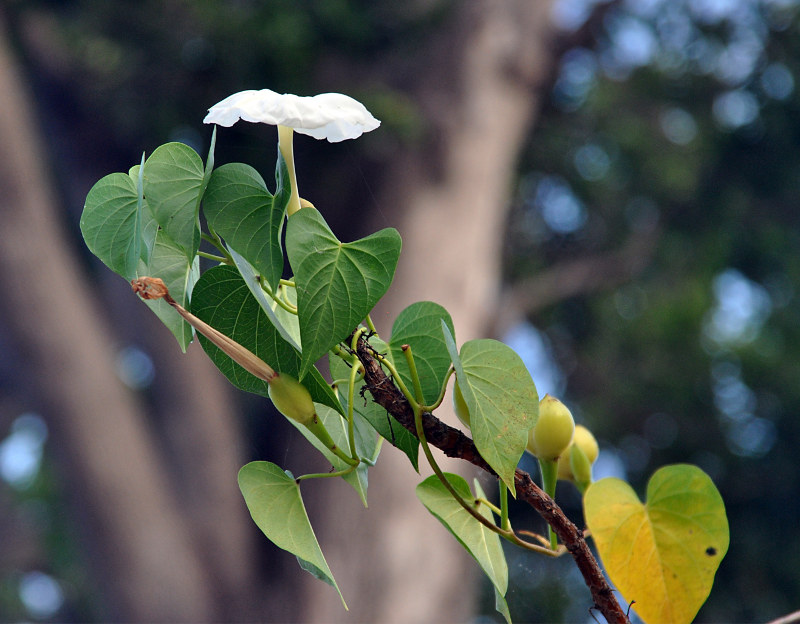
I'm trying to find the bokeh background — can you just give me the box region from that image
[1,0,799,622]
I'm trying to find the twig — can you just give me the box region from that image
[355,335,629,624]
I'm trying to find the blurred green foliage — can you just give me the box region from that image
[505,1,800,621]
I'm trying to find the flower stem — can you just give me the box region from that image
[539,458,560,550]
[278,125,302,216]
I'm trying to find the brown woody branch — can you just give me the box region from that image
[355,337,628,624]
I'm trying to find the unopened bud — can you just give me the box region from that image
[527,394,575,461]
[268,373,317,426]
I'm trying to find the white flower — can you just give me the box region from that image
[203,89,380,143]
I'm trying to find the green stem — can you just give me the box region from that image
[361,436,384,466]
[371,351,419,412]
[402,345,425,405]
[306,416,359,466]
[539,458,559,550]
[365,314,378,334]
[296,463,357,482]
[200,232,234,264]
[197,250,231,264]
[345,357,362,460]
[475,497,503,517]
[500,481,511,531]
[278,125,302,216]
[279,278,296,288]
[258,277,298,314]
[420,367,455,412]
[278,285,298,313]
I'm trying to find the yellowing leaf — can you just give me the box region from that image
[584,464,728,624]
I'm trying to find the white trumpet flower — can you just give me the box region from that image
[204,89,380,215]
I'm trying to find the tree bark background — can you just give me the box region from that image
[302,2,558,622]
[0,1,558,622]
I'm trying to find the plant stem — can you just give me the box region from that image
[499,482,510,531]
[197,251,231,264]
[539,458,560,550]
[200,231,234,264]
[354,334,629,623]
[401,345,425,405]
[278,125,302,216]
[296,464,357,481]
[257,276,298,314]
[345,356,362,461]
[421,367,454,412]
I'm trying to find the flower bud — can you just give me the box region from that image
[569,443,593,492]
[453,379,471,429]
[527,394,575,460]
[268,373,316,426]
[557,424,599,481]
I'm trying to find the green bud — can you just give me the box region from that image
[453,379,471,428]
[527,394,575,461]
[557,424,599,480]
[569,443,593,493]
[268,373,316,426]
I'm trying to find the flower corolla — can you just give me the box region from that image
[203,89,380,142]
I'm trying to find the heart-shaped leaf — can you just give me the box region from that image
[81,172,141,280]
[137,224,198,351]
[190,265,342,414]
[442,323,538,494]
[238,461,346,608]
[584,464,729,624]
[329,343,419,471]
[203,156,290,291]
[286,208,401,379]
[143,142,206,260]
[416,473,509,622]
[389,302,455,406]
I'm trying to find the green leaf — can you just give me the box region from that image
[137,228,198,351]
[288,404,376,507]
[203,156,289,291]
[143,142,206,260]
[389,302,455,405]
[190,265,341,413]
[416,474,508,601]
[584,464,729,624]
[238,461,346,608]
[329,343,419,471]
[442,322,538,494]
[81,172,141,279]
[228,249,302,349]
[286,208,401,379]
[134,168,159,266]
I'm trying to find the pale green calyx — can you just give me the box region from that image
[268,373,317,426]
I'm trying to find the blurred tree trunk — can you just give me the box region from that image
[0,18,260,622]
[303,2,558,622]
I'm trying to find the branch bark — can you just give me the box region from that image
[355,336,629,624]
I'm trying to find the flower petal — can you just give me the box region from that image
[203,89,380,142]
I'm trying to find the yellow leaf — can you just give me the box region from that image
[584,464,729,624]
